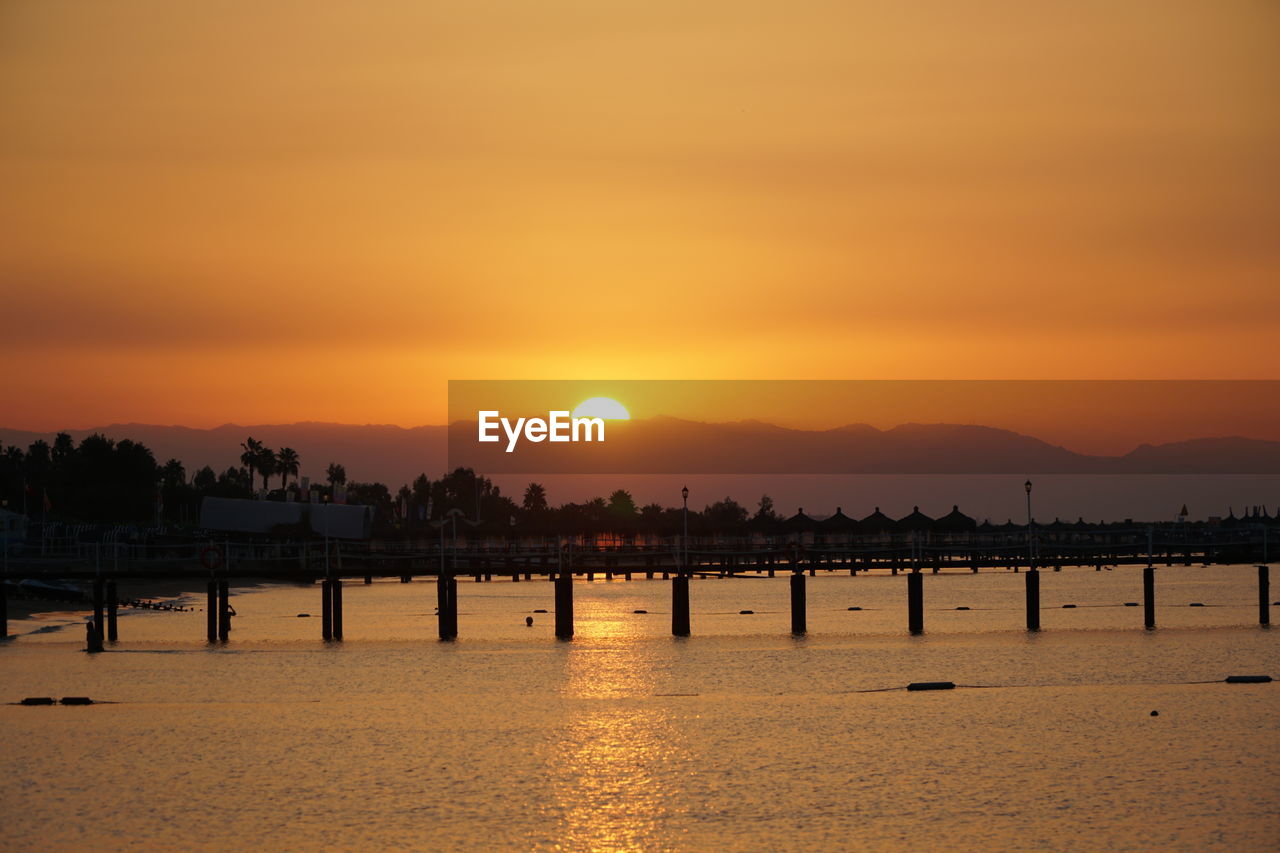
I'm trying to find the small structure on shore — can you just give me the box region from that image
[0,508,27,551]
[198,497,372,539]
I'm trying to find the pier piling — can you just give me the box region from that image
[907,571,924,635]
[92,579,105,645]
[554,571,573,639]
[1260,565,1270,626]
[332,578,343,640]
[321,580,332,640]
[85,620,103,653]
[217,579,231,641]
[106,580,118,642]
[672,574,691,636]
[1025,569,1041,631]
[437,574,458,640]
[1143,567,1156,630]
[790,570,806,635]
[206,580,217,642]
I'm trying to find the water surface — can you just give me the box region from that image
[2,566,1276,851]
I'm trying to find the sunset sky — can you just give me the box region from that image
[2,1,1277,432]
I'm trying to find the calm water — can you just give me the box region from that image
[2,565,1277,852]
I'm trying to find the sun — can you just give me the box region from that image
[571,397,631,420]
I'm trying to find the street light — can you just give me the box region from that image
[1024,479,1035,569]
[681,485,689,575]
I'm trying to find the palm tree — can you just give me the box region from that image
[326,463,346,487]
[607,489,636,517]
[522,482,548,514]
[276,447,299,490]
[240,437,264,487]
[52,432,74,463]
[255,447,276,491]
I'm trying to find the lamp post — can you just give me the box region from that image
[1024,479,1034,569]
[681,485,689,574]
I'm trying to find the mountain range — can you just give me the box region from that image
[2,419,1278,483]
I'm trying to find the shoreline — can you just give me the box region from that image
[4,577,290,633]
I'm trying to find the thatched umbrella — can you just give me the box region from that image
[896,505,934,532]
[859,506,897,534]
[933,505,977,533]
[779,508,817,534]
[818,506,862,535]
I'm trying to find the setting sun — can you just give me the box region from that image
[571,397,631,420]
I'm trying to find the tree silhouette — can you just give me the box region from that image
[608,489,637,517]
[51,432,74,463]
[276,447,300,490]
[704,496,748,529]
[161,459,186,488]
[254,447,277,491]
[240,438,264,488]
[523,482,548,514]
[326,462,346,486]
[755,494,778,521]
[193,465,217,492]
[410,474,432,521]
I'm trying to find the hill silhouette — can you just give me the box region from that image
[4,419,1275,481]
[450,416,1280,474]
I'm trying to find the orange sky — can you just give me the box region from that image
[2,1,1277,432]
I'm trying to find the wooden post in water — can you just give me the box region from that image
[907,571,924,635]
[445,574,458,637]
[106,580,118,642]
[672,574,691,636]
[1259,565,1270,627]
[321,579,332,640]
[1143,567,1156,629]
[790,570,806,635]
[436,573,449,639]
[92,579,105,645]
[1025,569,1040,631]
[206,579,217,642]
[436,573,458,640]
[554,570,573,639]
[218,579,231,641]
[85,619,103,653]
[332,578,343,640]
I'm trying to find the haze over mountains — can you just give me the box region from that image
[1,419,1277,485]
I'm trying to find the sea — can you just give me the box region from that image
[2,564,1276,851]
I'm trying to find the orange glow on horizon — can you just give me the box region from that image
[1,1,1277,435]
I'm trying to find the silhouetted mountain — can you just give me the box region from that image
[450,417,1280,474]
[2,420,1276,482]
[451,417,1104,473]
[1117,437,1280,474]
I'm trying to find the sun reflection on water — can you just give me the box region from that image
[540,629,688,851]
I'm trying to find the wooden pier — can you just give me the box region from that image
[0,524,1273,646]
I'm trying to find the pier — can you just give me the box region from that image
[1,522,1273,646]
